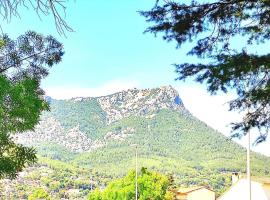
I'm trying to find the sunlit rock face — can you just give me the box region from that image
[13,118,93,153]
[97,85,186,124]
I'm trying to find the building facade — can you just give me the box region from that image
[174,186,215,200]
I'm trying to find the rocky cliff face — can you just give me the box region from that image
[13,117,93,153]
[13,117,136,153]
[96,85,185,124]
[14,86,187,152]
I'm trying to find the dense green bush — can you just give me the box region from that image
[88,168,174,200]
[28,188,51,200]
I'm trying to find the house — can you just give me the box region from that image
[174,186,216,200]
[218,179,270,200]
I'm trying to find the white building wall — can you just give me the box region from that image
[219,179,269,200]
[187,188,215,200]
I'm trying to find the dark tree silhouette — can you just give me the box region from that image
[140,0,270,142]
[0,0,73,35]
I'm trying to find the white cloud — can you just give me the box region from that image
[176,86,240,135]
[175,85,270,156]
[44,79,140,100]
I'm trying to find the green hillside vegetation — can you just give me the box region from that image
[46,98,106,139]
[37,142,77,161]
[69,109,269,196]
[0,156,108,199]
[5,94,270,198]
[32,97,270,197]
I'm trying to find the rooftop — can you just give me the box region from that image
[175,186,213,194]
[219,179,270,200]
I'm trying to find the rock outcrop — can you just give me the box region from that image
[14,86,186,153]
[96,85,186,124]
[13,118,92,153]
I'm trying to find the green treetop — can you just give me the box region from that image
[88,168,174,200]
[28,187,51,200]
[0,31,64,179]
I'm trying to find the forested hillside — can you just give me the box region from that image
[5,86,270,199]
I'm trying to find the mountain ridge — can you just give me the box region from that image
[9,85,270,199]
[15,85,188,152]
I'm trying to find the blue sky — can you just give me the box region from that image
[3,0,195,89]
[3,0,269,155]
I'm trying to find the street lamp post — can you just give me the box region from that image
[247,130,251,200]
[90,175,93,192]
[131,144,138,200]
[244,97,252,200]
[89,169,93,192]
[135,145,138,200]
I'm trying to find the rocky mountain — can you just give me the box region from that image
[14,117,93,153]
[95,85,187,124]
[14,85,188,152]
[8,85,270,199]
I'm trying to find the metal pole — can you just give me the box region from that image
[247,130,251,200]
[135,145,138,200]
[90,174,93,192]
[90,169,93,192]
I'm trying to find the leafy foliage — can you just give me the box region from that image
[88,168,173,200]
[0,31,64,178]
[28,187,51,200]
[0,31,63,80]
[140,0,270,141]
[0,76,43,178]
